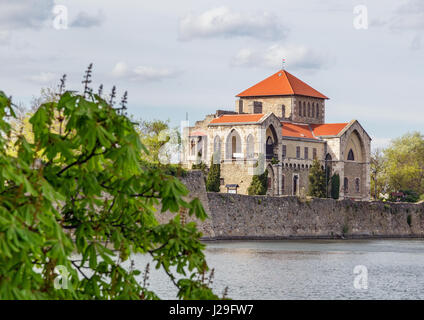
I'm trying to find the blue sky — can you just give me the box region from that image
[0,0,423,149]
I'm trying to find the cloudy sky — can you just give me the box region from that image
[0,0,423,149]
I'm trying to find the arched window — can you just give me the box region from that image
[355,178,360,193]
[316,103,319,118]
[282,175,285,193]
[213,136,221,163]
[246,134,255,159]
[307,102,311,117]
[344,177,349,193]
[298,102,302,116]
[303,102,306,117]
[282,105,286,118]
[190,139,196,156]
[226,129,242,160]
[347,149,355,161]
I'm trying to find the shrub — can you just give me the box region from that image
[248,169,268,195]
[388,190,420,203]
[206,156,220,192]
[308,159,326,198]
[331,173,340,200]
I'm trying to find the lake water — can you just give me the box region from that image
[132,239,424,300]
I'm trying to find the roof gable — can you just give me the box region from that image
[236,70,328,99]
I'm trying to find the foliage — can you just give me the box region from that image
[137,119,181,165]
[192,161,207,173]
[331,173,340,200]
[388,190,420,203]
[206,156,220,192]
[370,148,387,200]
[248,170,268,195]
[270,157,279,165]
[407,215,412,227]
[0,68,219,299]
[308,159,327,198]
[383,132,424,196]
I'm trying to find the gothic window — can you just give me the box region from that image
[266,136,274,159]
[282,145,287,158]
[344,177,349,193]
[190,140,196,156]
[213,136,221,162]
[313,148,317,159]
[355,178,360,193]
[347,149,355,161]
[246,134,255,159]
[226,129,242,160]
[296,146,300,159]
[304,147,309,159]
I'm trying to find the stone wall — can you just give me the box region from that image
[158,171,424,240]
[206,193,424,239]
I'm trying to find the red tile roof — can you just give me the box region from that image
[189,130,207,136]
[237,70,328,99]
[310,123,348,136]
[209,114,264,124]
[281,122,349,139]
[281,122,316,139]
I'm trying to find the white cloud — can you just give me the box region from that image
[179,6,288,41]
[0,0,54,30]
[0,30,10,44]
[232,44,330,70]
[70,10,104,28]
[24,72,57,84]
[111,62,180,81]
[133,66,180,81]
[112,61,129,77]
[373,0,424,48]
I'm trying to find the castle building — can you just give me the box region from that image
[183,70,371,200]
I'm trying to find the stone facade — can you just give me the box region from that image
[182,70,371,200]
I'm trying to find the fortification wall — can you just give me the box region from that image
[158,171,424,240]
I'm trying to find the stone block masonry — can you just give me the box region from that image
[157,171,424,240]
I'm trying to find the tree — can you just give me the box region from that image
[247,170,268,195]
[370,148,386,200]
[383,132,424,195]
[308,159,326,198]
[0,67,219,299]
[331,173,340,200]
[137,119,171,163]
[206,156,220,192]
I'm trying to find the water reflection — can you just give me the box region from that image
[130,240,424,300]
